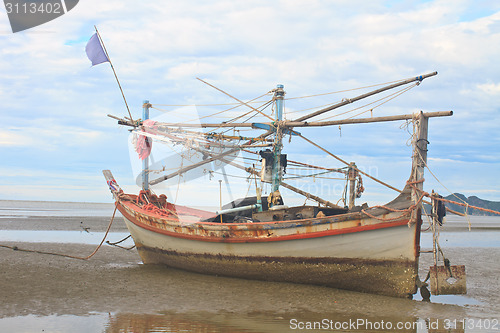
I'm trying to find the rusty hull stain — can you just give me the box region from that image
[136,246,418,298]
[115,181,420,297]
[121,201,409,243]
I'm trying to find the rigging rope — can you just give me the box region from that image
[221,100,275,136]
[153,100,268,107]
[283,80,418,119]
[295,132,401,193]
[415,148,469,207]
[151,91,272,126]
[285,76,418,100]
[408,181,500,216]
[316,83,418,122]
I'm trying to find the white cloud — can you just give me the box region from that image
[0,129,35,147]
[1,123,104,150]
[477,82,500,95]
[0,0,499,203]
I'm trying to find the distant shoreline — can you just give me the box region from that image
[0,199,114,205]
[0,199,217,212]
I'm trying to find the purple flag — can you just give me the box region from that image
[85,33,109,66]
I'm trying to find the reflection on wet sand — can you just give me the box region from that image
[104,312,469,333]
[106,312,255,333]
[1,211,499,332]
[1,241,474,332]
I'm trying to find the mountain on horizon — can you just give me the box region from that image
[438,193,500,216]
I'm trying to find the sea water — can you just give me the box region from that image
[0,200,499,333]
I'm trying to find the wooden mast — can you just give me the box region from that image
[411,111,428,220]
[271,84,285,204]
[348,162,358,210]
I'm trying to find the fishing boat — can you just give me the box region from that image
[103,71,462,298]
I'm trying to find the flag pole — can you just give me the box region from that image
[94,26,135,124]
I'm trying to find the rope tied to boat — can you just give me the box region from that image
[135,190,179,218]
[407,180,500,217]
[360,181,427,222]
[430,196,500,216]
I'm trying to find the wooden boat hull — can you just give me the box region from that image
[116,193,421,298]
[102,81,451,298]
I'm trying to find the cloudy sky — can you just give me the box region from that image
[1,0,499,207]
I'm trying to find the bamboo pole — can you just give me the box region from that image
[171,74,437,178]
[143,73,443,186]
[295,131,402,193]
[149,148,240,185]
[148,110,452,186]
[129,111,452,129]
[294,72,438,122]
[94,26,134,123]
[215,157,342,209]
[154,135,342,208]
[283,111,453,127]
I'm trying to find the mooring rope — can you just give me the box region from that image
[407,182,500,216]
[431,196,500,216]
[360,180,426,222]
[106,234,135,250]
[0,204,118,260]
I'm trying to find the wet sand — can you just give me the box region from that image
[1,211,500,332]
[2,241,499,331]
[0,214,128,232]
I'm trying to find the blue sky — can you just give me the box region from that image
[1,0,499,206]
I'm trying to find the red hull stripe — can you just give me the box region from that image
[118,204,410,243]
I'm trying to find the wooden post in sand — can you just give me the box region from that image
[348,162,358,210]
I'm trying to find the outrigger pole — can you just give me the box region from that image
[294,72,438,122]
[144,110,451,186]
[141,72,439,130]
[114,72,438,186]
[147,111,453,129]
[161,133,343,209]
[129,110,452,209]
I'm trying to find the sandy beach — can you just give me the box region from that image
[1,201,499,332]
